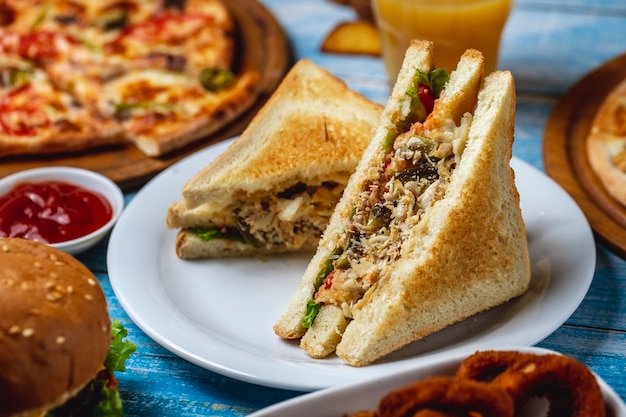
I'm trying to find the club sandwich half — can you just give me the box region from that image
[166,59,383,259]
[273,40,531,366]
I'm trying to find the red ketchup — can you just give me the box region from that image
[0,180,113,244]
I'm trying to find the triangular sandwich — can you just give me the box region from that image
[273,40,531,366]
[166,59,383,259]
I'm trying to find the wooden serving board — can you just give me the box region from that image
[544,53,626,259]
[0,0,291,191]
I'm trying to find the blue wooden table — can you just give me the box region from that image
[75,0,626,415]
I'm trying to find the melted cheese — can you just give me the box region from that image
[100,69,208,117]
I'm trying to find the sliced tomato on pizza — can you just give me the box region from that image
[103,1,235,77]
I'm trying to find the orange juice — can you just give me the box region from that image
[372,0,513,80]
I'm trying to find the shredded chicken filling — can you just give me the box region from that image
[230,181,343,249]
[314,114,472,317]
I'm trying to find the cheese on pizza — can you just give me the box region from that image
[100,68,259,156]
[0,0,257,158]
[587,78,626,206]
[0,63,124,157]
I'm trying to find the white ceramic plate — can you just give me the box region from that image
[107,138,596,391]
[248,346,626,416]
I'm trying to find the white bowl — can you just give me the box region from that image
[0,167,124,255]
[249,346,626,417]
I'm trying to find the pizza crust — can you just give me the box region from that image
[0,123,125,158]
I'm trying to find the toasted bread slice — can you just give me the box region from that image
[274,40,530,366]
[166,59,383,259]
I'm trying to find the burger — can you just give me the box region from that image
[0,237,135,417]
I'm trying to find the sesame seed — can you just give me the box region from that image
[4,279,14,287]
[66,285,73,293]
[46,292,63,302]
[45,281,55,289]
[54,261,64,266]
[84,294,93,301]
[56,336,66,344]
[8,325,20,335]
[1,244,9,252]
[22,328,34,337]
[34,261,42,269]
[49,254,58,262]
[20,282,29,290]
[87,278,97,286]
[49,272,59,279]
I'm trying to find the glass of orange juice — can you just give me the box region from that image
[372,0,513,81]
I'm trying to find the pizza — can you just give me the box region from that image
[587,77,626,206]
[0,0,259,158]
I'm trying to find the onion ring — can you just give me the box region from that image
[494,354,605,417]
[456,350,605,417]
[348,351,606,417]
[412,411,456,417]
[455,350,537,382]
[376,376,515,417]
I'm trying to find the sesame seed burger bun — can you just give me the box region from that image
[0,237,111,417]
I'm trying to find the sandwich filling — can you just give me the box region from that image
[191,181,345,250]
[304,68,472,328]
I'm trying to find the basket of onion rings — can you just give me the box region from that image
[248,347,626,417]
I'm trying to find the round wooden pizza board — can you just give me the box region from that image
[0,0,291,191]
[544,52,626,259]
